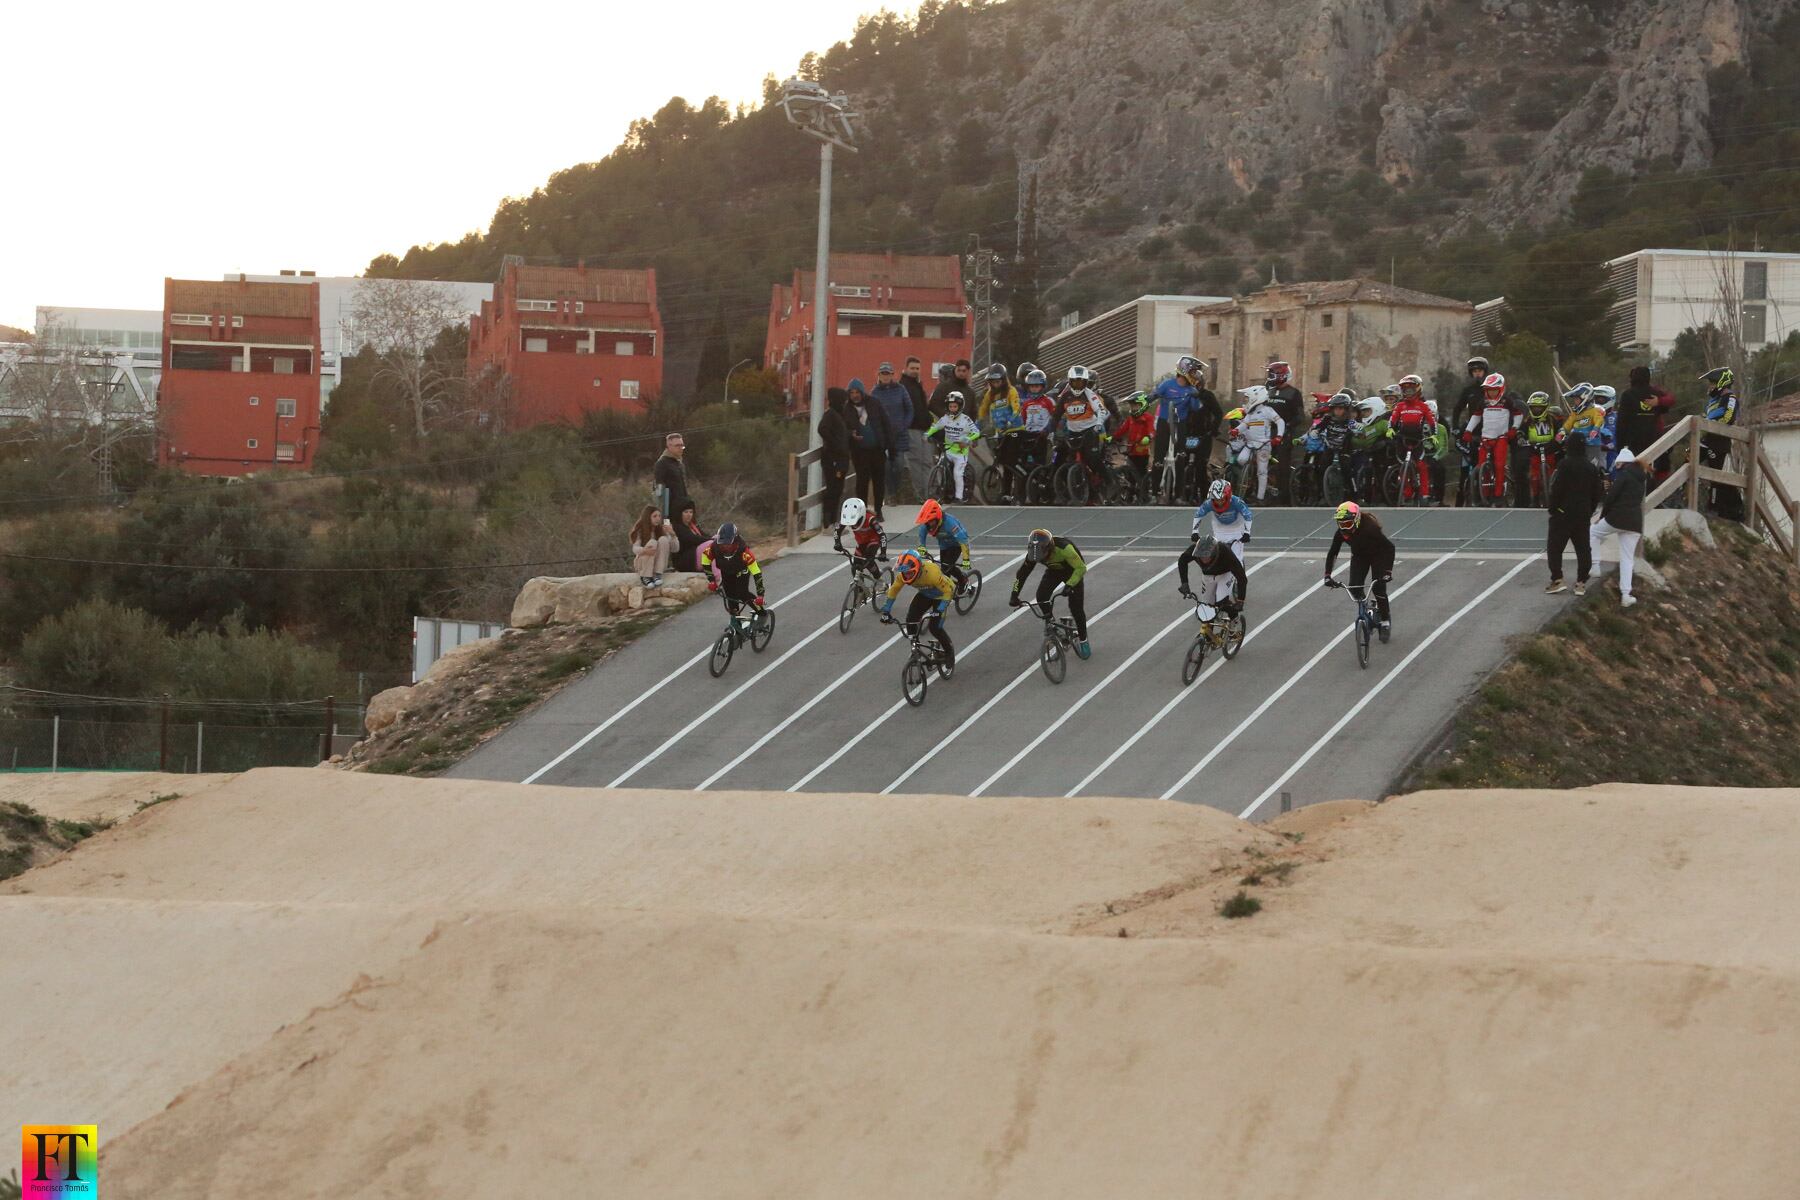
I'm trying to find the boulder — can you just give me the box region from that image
[365,686,412,734]
[510,571,712,628]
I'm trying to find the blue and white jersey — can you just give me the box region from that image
[1193,496,1254,541]
[918,510,972,557]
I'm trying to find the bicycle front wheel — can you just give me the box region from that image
[1063,464,1090,506]
[1182,636,1208,686]
[1355,616,1371,669]
[981,464,1010,504]
[1222,614,1247,659]
[1041,636,1067,684]
[750,607,776,652]
[709,631,735,678]
[902,658,930,707]
[927,460,952,502]
[1025,465,1057,506]
[839,582,862,634]
[955,569,983,615]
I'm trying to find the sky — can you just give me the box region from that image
[0,0,901,331]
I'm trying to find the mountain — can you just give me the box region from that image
[373,0,1800,392]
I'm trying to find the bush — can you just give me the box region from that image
[1137,234,1171,260]
[1177,222,1221,254]
[18,599,175,703]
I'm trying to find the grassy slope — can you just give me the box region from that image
[1410,522,1800,789]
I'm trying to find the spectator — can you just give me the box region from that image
[1544,431,1605,595]
[1618,364,1677,493]
[927,362,960,420]
[1590,447,1647,609]
[652,431,689,516]
[869,361,913,499]
[670,499,707,572]
[818,386,852,528]
[845,377,893,520]
[900,356,933,497]
[630,505,676,587]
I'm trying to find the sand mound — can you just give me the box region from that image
[6,771,1799,1197]
[0,770,235,825]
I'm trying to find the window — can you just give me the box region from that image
[248,395,260,406]
[1208,322,1221,336]
[275,443,297,462]
[922,324,942,339]
[1743,304,1768,344]
[1745,261,1768,301]
[517,299,554,312]
[170,313,211,326]
[276,398,297,417]
[830,284,872,298]
[1276,317,1289,332]
[231,316,244,328]
[615,340,635,356]
[1262,318,1274,332]
[525,337,548,353]
[1321,313,1334,328]
[575,301,585,313]
[273,357,295,375]
[1320,350,1331,382]
[246,438,259,449]
[620,380,640,400]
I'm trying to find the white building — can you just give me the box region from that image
[1606,248,1800,357]
[1755,394,1800,514]
[1037,294,1229,399]
[29,306,165,407]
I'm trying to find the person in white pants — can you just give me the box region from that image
[1234,385,1286,501]
[1589,446,1647,609]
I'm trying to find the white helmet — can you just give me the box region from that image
[1067,365,1093,387]
[1359,396,1387,420]
[1237,384,1271,407]
[1590,384,1617,410]
[839,497,867,527]
[1425,399,1439,419]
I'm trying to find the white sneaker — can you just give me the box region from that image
[1620,595,1637,609]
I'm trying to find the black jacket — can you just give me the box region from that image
[652,453,689,516]
[902,375,932,432]
[1453,381,1484,437]
[1617,384,1670,454]
[1193,388,1225,439]
[1325,513,1394,572]
[928,377,969,421]
[846,393,894,454]
[672,516,707,573]
[818,389,851,460]
[1598,463,1646,533]
[1547,450,1604,522]
[1271,384,1305,429]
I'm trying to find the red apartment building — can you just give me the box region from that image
[765,253,973,412]
[157,276,322,475]
[467,261,664,427]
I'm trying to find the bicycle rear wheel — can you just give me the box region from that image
[1478,461,1497,507]
[1222,614,1247,659]
[954,569,983,615]
[750,607,776,652]
[838,581,862,634]
[926,459,952,502]
[1025,465,1057,506]
[1182,636,1208,686]
[980,464,1010,504]
[902,658,929,707]
[1041,636,1067,684]
[1063,464,1091,506]
[709,631,734,678]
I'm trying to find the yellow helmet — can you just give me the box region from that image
[1224,407,1245,423]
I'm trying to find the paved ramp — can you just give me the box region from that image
[454,508,1570,812]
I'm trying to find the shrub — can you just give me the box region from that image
[18,599,176,703]
[1220,890,1262,919]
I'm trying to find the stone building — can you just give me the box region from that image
[1190,280,1472,400]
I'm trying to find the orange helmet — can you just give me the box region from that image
[896,551,923,583]
[914,499,943,530]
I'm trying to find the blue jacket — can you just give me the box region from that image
[871,381,914,449]
[919,512,971,556]
[1153,376,1199,426]
[1194,496,1254,539]
[846,380,891,452]
[1706,390,1739,425]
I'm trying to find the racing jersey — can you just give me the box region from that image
[1706,390,1740,425]
[1153,376,1199,426]
[1194,495,1254,541]
[1114,408,1156,456]
[918,512,972,563]
[838,516,884,554]
[1465,400,1517,441]
[1351,413,1389,450]
[1012,537,1087,593]
[1523,416,1560,446]
[1561,403,1607,445]
[927,412,981,452]
[980,384,1021,431]
[1060,389,1107,435]
[1238,402,1285,447]
[886,559,955,606]
[701,542,765,594]
[1388,398,1435,440]
[1324,514,1394,573]
[1019,393,1056,433]
[1193,545,1249,600]
[1318,415,1354,453]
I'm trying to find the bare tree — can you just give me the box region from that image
[0,319,155,495]
[348,279,471,438]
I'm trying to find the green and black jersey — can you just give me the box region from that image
[1012,537,1087,594]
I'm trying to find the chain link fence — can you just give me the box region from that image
[0,715,354,773]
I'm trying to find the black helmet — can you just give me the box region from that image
[986,362,1008,382]
[937,362,956,380]
[714,522,741,550]
[1467,356,1489,375]
[1194,534,1220,565]
[1028,528,1054,563]
[1700,366,1734,391]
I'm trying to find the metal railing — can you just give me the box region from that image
[1639,415,1798,563]
[786,447,857,546]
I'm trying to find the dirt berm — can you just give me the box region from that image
[5,769,1797,1197]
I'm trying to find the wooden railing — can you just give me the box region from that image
[1640,415,1798,563]
[785,447,855,547]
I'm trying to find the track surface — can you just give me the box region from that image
[454,507,1571,814]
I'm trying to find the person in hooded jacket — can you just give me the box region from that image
[1616,365,1672,457]
[818,386,852,525]
[900,356,934,497]
[1544,431,1604,595]
[845,378,893,520]
[1589,447,1647,608]
[869,362,914,499]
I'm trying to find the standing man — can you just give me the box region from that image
[927,363,960,420]
[845,377,893,521]
[653,431,690,517]
[818,387,852,527]
[1264,361,1305,503]
[900,356,933,498]
[1590,447,1646,608]
[1544,427,1604,595]
[1453,357,1489,442]
[870,361,914,501]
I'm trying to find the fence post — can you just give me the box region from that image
[51,714,59,774]
[1685,421,1702,511]
[1744,429,1763,536]
[196,722,204,774]
[159,693,170,772]
[786,453,800,548]
[322,696,336,763]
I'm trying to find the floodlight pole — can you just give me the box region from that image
[807,139,833,519]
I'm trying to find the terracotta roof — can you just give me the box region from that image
[798,253,964,293]
[166,279,314,320]
[1188,278,1470,315]
[1756,392,1800,427]
[513,265,652,305]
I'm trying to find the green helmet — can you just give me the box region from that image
[1526,391,1551,417]
[1126,390,1152,415]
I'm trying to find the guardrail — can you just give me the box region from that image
[1640,415,1797,563]
[786,447,857,547]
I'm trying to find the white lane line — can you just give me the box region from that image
[1062,560,1338,797]
[519,559,842,785]
[1237,556,1533,819]
[1158,553,1452,801]
[785,549,1129,793]
[882,555,1201,797]
[693,554,1025,791]
[957,556,1284,798]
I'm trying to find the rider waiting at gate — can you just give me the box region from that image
[924,393,981,504]
[1010,528,1091,659]
[880,550,955,670]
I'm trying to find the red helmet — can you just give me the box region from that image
[1398,374,1423,400]
[914,498,943,530]
[1208,478,1233,512]
[1482,372,1506,402]
[1266,361,1291,387]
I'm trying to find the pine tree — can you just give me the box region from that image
[996,174,1044,370]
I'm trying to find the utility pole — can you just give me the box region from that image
[780,80,859,529]
[964,236,1002,371]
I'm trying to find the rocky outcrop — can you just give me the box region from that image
[509,571,711,629]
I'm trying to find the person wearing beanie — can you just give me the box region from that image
[1590,446,1647,608]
